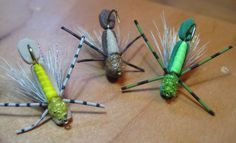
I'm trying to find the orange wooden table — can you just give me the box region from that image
[0,0,236,143]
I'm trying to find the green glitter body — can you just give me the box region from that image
[48,96,68,122]
[160,74,179,99]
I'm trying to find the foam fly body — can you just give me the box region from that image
[121,17,233,116]
[61,9,145,82]
[0,37,105,134]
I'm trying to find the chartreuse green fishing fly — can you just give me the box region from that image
[0,37,104,134]
[121,18,233,116]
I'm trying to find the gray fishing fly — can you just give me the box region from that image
[61,9,144,81]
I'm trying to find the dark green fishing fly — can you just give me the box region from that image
[121,18,233,116]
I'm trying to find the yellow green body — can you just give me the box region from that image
[33,64,68,122]
[34,64,58,101]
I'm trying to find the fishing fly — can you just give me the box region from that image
[0,37,104,134]
[61,9,145,81]
[121,18,233,115]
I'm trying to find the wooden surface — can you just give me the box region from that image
[154,0,236,24]
[0,0,236,143]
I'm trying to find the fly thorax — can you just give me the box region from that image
[160,74,179,100]
[105,53,123,79]
[48,96,68,126]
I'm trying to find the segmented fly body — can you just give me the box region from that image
[121,18,233,115]
[61,9,144,81]
[0,37,104,134]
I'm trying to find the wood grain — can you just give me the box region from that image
[153,0,236,24]
[0,0,236,143]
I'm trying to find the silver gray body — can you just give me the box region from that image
[102,29,123,79]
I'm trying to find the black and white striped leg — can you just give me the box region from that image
[77,58,105,63]
[16,109,49,134]
[63,99,105,108]
[120,34,142,55]
[179,80,215,116]
[61,26,106,57]
[181,46,233,75]
[123,60,145,72]
[60,37,85,94]
[0,102,47,107]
